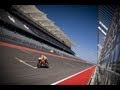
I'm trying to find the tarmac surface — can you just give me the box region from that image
[0,41,93,85]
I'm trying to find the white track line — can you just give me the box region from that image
[15,57,37,69]
[50,65,96,85]
[15,60,36,62]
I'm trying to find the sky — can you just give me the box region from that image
[36,5,98,64]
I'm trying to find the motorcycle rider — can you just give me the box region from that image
[38,54,48,64]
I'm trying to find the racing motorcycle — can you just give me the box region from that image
[37,59,49,68]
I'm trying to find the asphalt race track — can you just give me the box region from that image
[0,41,93,85]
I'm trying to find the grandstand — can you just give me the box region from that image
[0,5,82,60]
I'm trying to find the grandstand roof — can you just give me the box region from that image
[13,5,75,47]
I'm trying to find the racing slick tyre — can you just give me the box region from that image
[37,63,41,68]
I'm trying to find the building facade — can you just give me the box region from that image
[90,5,120,85]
